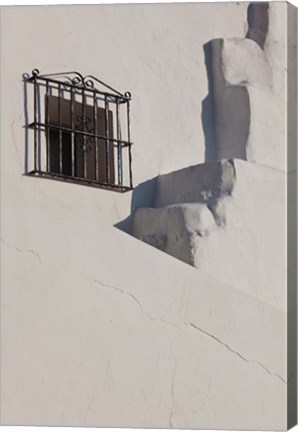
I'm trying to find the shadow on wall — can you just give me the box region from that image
[202,41,217,162]
[115,33,221,234]
[115,2,269,236]
[246,2,269,49]
[116,41,219,234]
[23,73,30,174]
[114,176,158,233]
[22,72,44,174]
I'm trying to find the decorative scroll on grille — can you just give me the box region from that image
[27,69,133,192]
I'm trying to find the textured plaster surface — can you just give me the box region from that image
[0,2,293,430]
[132,159,286,311]
[132,2,289,311]
[211,2,287,171]
[1,213,287,429]
[0,2,249,185]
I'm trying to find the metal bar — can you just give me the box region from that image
[83,74,124,97]
[58,84,62,174]
[70,87,75,177]
[93,93,99,181]
[33,79,38,171]
[28,122,132,146]
[82,89,87,179]
[128,144,133,189]
[116,99,122,186]
[27,170,133,192]
[30,72,133,190]
[31,72,120,94]
[127,100,133,188]
[45,81,50,172]
[105,95,111,183]
[32,76,129,101]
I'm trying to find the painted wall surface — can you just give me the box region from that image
[132,159,287,310]
[0,2,293,430]
[1,3,249,186]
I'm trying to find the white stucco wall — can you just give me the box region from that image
[1,217,287,429]
[132,159,287,310]
[2,3,249,185]
[0,2,293,430]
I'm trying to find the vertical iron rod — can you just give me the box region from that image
[82,89,87,179]
[45,81,50,172]
[58,84,62,174]
[116,98,122,186]
[105,95,111,183]
[93,93,99,181]
[32,73,132,189]
[34,79,38,171]
[70,87,75,177]
[127,100,133,188]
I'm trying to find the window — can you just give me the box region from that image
[27,69,133,191]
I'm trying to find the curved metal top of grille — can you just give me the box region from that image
[30,69,131,100]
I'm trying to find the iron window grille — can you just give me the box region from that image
[27,69,133,192]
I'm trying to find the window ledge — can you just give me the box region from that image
[26,171,133,193]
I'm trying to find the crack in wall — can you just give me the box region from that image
[82,386,97,425]
[11,121,22,169]
[86,276,182,332]
[169,358,177,428]
[103,359,111,391]
[32,362,49,406]
[186,322,286,384]
[1,238,41,264]
[251,359,287,384]
[188,322,248,362]
[87,277,287,388]
[86,276,155,322]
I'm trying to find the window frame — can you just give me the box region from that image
[27,69,133,192]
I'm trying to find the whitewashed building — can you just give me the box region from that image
[0,2,296,429]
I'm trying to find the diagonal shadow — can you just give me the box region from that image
[114,176,158,233]
[201,41,216,162]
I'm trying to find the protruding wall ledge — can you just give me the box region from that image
[132,159,286,310]
[132,159,235,265]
